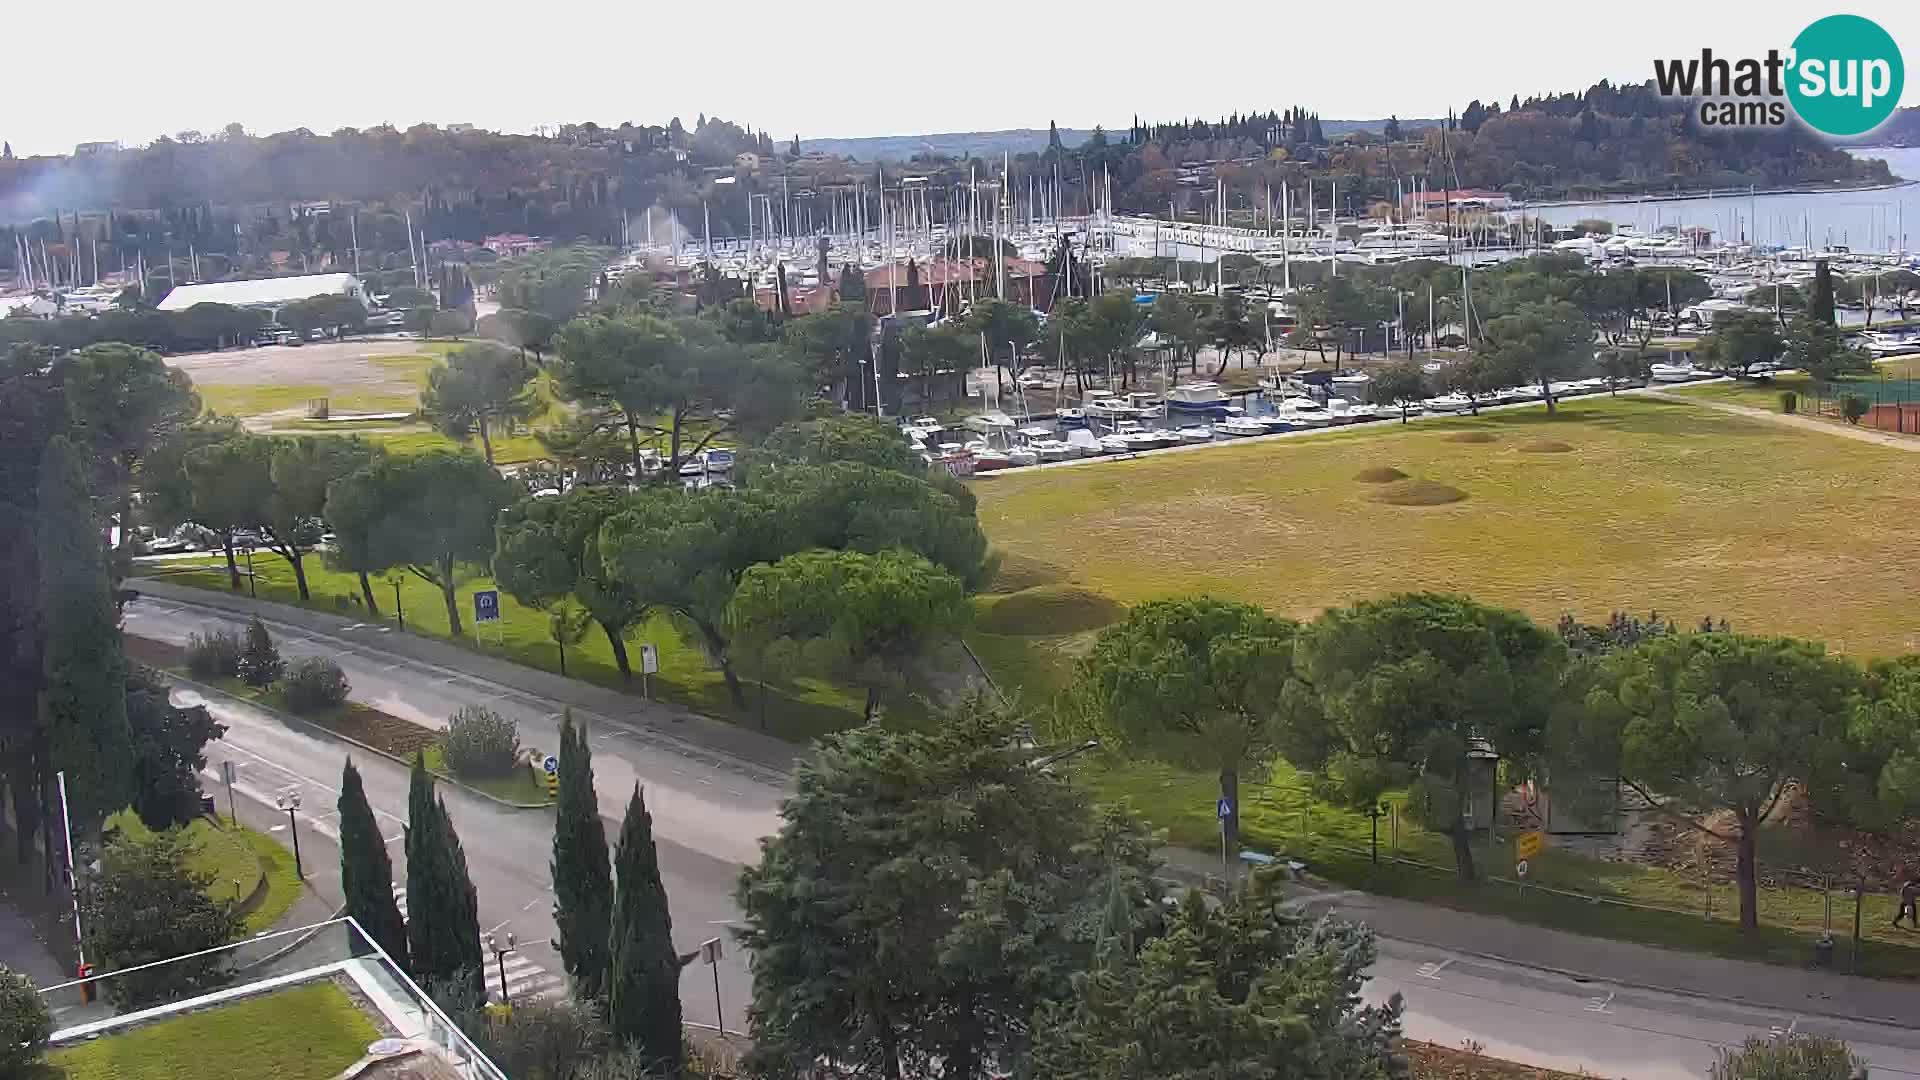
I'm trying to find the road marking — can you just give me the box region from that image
[1770,1017,1799,1039]
[383,833,403,845]
[1417,959,1453,980]
[485,918,513,934]
[1586,991,1615,1013]
[522,898,542,911]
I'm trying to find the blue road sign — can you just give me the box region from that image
[473,589,501,623]
[542,755,558,775]
[1217,798,1232,820]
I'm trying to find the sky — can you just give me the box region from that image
[9,1,1920,157]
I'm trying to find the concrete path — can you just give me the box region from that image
[1648,390,1920,452]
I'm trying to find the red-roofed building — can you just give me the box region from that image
[862,256,1053,316]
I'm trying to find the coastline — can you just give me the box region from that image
[1516,176,1917,212]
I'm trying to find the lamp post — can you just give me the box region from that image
[486,931,517,1007]
[243,543,257,598]
[390,576,405,633]
[275,789,303,878]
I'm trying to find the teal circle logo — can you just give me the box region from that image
[1787,15,1904,136]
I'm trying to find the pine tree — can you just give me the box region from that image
[405,754,484,996]
[38,435,132,829]
[551,711,612,1000]
[607,785,681,1068]
[339,758,408,970]
[236,616,283,688]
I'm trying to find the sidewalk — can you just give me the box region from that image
[132,576,802,778]
[1161,846,1920,1028]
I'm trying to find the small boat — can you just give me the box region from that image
[1258,413,1299,433]
[972,448,1011,471]
[1648,361,1697,383]
[1330,400,1380,423]
[1098,434,1133,453]
[1176,425,1214,443]
[1331,371,1371,391]
[1165,381,1230,414]
[1007,446,1040,467]
[1056,408,1089,427]
[1282,398,1332,428]
[1064,429,1104,457]
[1219,416,1268,437]
[704,448,735,472]
[1032,439,1073,462]
[1423,393,1474,413]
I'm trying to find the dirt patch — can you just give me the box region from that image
[1445,432,1499,444]
[1405,1041,1599,1079]
[125,635,190,669]
[1369,479,1469,506]
[1519,439,1575,453]
[314,702,440,757]
[990,551,1069,592]
[1354,465,1409,483]
[976,585,1126,636]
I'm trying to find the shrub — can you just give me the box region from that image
[1710,1033,1861,1079]
[0,967,51,1078]
[1779,390,1798,414]
[442,706,521,779]
[236,617,284,688]
[281,656,351,714]
[1842,393,1870,425]
[185,628,243,680]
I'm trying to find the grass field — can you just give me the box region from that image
[42,980,380,1080]
[102,811,302,935]
[1670,356,1920,412]
[135,555,909,740]
[972,395,1920,657]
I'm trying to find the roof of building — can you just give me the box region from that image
[155,272,361,311]
[862,256,1046,291]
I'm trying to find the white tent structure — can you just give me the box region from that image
[156,272,368,314]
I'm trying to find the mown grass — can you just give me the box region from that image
[101,811,301,935]
[1670,356,1920,412]
[972,395,1920,656]
[134,555,912,741]
[197,383,417,419]
[42,980,380,1080]
[1075,753,1920,978]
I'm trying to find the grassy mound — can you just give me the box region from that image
[989,551,1068,592]
[1520,439,1575,453]
[1369,479,1468,506]
[1445,431,1499,444]
[975,585,1126,636]
[1354,466,1409,483]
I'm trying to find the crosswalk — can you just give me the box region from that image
[393,886,567,1004]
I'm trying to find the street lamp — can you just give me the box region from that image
[243,543,257,598]
[275,789,303,878]
[486,931,517,1007]
[390,576,405,633]
[1028,739,1099,772]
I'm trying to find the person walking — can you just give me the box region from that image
[1893,878,1920,929]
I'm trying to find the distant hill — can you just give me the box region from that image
[800,119,1442,162]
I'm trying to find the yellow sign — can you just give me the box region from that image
[1515,830,1545,861]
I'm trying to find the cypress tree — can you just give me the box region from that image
[552,711,613,1000]
[607,785,681,1069]
[38,435,132,830]
[1812,259,1836,325]
[405,753,483,996]
[339,758,408,970]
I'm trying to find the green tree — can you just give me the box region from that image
[1711,1033,1861,1079]
[1077,597,1295,853]
[1441,350,1505,414]
[324,451,516,636]
[547,601,594,677]
[430,309,474,339]
[339,758,409,970]
[236,616,283,688]
[1368,360,1428,422]
[966,297,1040,392]
[900,322,973,406]
[1842,394,1870,424]
[737,701,1160,1080]
[1703,311,1786,378]
[267,435,380,601]
[0,967,51,1077]
[1599,347,1651,394]
[1030,875,1405,1080]
[1783,315,1872,385]
[39,435,132,829]
[727,548,970,723]
[1282,593,1566,881]
[753,414,925,477]
[1477,299,1592,412]
[385,286,436,310]
[82,830,243,1008]
[552,711,613,1002]
[605,786,680,1068]
[1810,259,1836,325]
[1558,632,1862,930]
[1149,293,1206,374]
[181,432,276,591]
[421,343,536,466]
[1205,292,1256,374]
[125,670,225,831]
[53,342,200,552]
[495,487,652,681]
[404,754,484,995]
[406,305,437,338]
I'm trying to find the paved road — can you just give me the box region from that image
[124,591,1920,1075]
[125,596,771,1031]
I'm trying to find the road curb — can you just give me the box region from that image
[148,666,553,811]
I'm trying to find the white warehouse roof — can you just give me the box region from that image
[156,272,366,312]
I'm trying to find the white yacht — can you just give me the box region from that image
[1423,393,1474,413]
[1219,416,1269,437]
[1281,396,1332,427]
[1176,425,1215,443]
[1355,224,1452,259]
[1648,360,1698,383]
[1165,382,1230,415]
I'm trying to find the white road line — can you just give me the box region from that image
[1585,990,1615,1013]
[1416,959,1453,980]
[521,898,542,911]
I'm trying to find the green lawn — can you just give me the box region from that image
[43,980,380,1080]
[101,811,302,936]
[1078,754,1920,978]
[1669,356,1920,413]
[197,383,417,419]
[135,555,899,741]
[971,395,1920,657]
[420,745,552,805]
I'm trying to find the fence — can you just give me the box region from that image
[1802,375,1920,433]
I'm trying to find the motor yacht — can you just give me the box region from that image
[1423,393,1474,413]
[1648,360,1698,383]
[1165,382,1230,415]
[1219,416,1268,437]
[1176,425,1215,443]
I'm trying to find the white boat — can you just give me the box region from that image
[1219,416,1268,437]
[1258,413,1299,433]
[1097,434,1133,453]
[1084,394,1145,422]
[972,448,1011,471]
[1330,371,1371,392]
[1355,224,1452,258]
[1282,397,1332,428]
[1423,393,1474,413]
[1176,425,1214,443]
[1007,447,1040,467]
[1648,361,1698,383]
[1031,439,1073,462]
[1064,429,1104,456]
[1329,399,1381,423]
[1166,381,1230,414]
